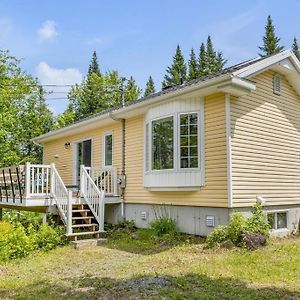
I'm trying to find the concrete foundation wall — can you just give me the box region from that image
[105,203,300,237]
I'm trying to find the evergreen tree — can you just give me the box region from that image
[162,45,187,88]
[144,76,156,97]
[88,50,101,76]
[198,43,208,77]
[205,35,226,74]
[292,37,300,61]
[259,15,284,57]
[188,48,198,80]
[124,76,142,103]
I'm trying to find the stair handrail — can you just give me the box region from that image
[80,165,105,231]
[50,163,72,235]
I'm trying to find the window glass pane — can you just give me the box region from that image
[105,134,112,166]
[267,213,275,229]
[145,124,149,171]
[180,113,198,168]
[277,212,287,229]
[152,117,174,170]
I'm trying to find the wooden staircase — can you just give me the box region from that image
[67,204,104,241]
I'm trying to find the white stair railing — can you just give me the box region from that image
[80,165,105,231]
[87,166,118,196]
[50,163,73,235]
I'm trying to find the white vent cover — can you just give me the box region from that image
[140,211,148,220]
[206,215,215,227]
[273,74,281,95]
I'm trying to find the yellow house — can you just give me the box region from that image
[1,50,300,237]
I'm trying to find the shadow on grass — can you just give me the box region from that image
[1,273,298,300]
[102,228,204,255]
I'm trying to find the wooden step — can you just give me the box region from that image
[72,209,90,213]
[72,216,93,220]
[72,223,97,228]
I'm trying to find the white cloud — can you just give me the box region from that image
[35,62,83,114]
[88,37,104,45]
[38,20,58,42]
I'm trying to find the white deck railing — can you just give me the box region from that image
[86,166,118,196]
[80,165,105,231]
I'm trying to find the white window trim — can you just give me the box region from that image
[103,132,113,167]
[144,100,205,188]
[267,210,288,231]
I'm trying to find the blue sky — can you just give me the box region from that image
[1,0,300,114]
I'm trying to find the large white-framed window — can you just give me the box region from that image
[145,111,200,172]
[103,132,113,167]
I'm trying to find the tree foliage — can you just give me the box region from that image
[188,48,198,80]
[144,76,156,97]
[62,51,141,122]
[0,50,53,166]
[259,15,284,57]
[162,45,187,88]
[292,37,300,61]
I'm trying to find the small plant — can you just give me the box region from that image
[205,225,229,248]
[228,213,247,245]
[150,217,177,236]
[246,202,270,237]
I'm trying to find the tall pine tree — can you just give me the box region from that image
[205,35,226,74]
[198,42,208,77]
[259,15,284,57]
[162,45,187,88]
[188,48,198,80]
[124,76,142,103]
[88,50,101,76]
[144,76,156,97]
[292,37,300,61]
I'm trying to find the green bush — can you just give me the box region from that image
[246,202,270,237]
[150,217,177,236]
[206,201,270,248]
[228,213,247,245]
[0,221,68,262]
[205,225,229,248]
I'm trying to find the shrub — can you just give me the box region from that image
[150,217,177,236]
[33,224,67,251]
[0,222,35,261]
[205,225,229,248]
[246,202,270,237]
[228,213,247,245]
[206,201,270,249]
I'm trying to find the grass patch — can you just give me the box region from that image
[0,226,299,299]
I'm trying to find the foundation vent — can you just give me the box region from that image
[206,215,215,227]
[140,211,148,221]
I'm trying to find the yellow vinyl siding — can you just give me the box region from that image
[231,70,300,207]
[125,93,228,207]
[43,122,122,185]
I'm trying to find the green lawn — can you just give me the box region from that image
[0,229,299,300]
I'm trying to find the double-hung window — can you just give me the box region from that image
[179,113,199,169]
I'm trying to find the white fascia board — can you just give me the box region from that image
[233,50,300,79]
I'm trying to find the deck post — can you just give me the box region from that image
[67,190,73,235]
[0,208,2,221]
[80,165,85,196]
[24,162,31,199]
[50,163,55,197]
[42,213,47,224]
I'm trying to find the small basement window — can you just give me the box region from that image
[273,74,281,95]
[267,211,287,230]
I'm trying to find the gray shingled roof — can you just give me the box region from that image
[53,54,269,131]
